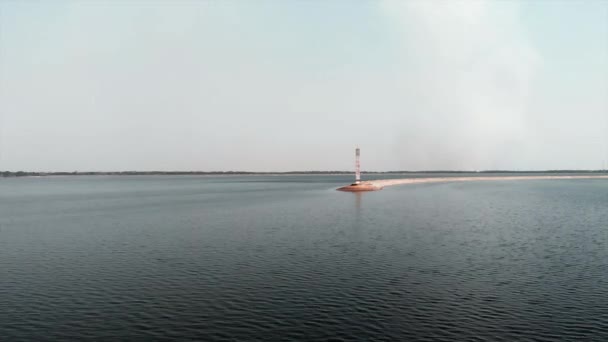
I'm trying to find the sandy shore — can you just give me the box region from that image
[364,175,608,190]
[336,183,383,192]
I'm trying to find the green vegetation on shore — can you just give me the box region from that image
[2,170,607,177]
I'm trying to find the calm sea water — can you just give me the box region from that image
[1,175,608,341]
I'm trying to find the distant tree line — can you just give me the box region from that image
[2,170,607,177]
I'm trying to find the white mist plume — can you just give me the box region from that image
[380,1,541,170]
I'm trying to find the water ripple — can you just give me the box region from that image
[1,177,608,340]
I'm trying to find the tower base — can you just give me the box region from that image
[337,182,383,192]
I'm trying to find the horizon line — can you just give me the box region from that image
[3,169,608,177]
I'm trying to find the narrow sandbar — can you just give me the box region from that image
[338,175,608,192]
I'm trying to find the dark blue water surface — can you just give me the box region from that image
[1,175,608,341]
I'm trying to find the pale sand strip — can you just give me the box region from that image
[366,175,608,189]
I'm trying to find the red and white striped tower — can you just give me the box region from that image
[355,147,361,184]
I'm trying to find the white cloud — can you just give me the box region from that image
[379,0,541,170]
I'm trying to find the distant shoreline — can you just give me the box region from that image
[2,170,608,178]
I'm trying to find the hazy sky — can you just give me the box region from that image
[1,0,607,171]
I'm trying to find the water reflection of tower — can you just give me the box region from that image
[354,192,362,214]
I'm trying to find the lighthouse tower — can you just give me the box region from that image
[355,147,361,184]
[337,146,380,191]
